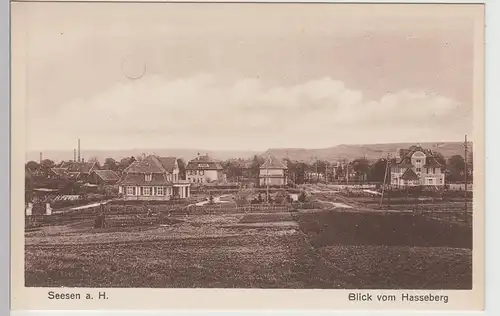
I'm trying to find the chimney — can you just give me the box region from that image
[73,149,76,162]
[142,153,146,160]
[77,139,81,162]
[39,152,42,163]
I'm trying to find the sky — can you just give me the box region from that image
[15,3,481,151]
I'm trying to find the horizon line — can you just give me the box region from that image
[26,139,470,153]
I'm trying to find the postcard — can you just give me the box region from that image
[10,1,485,311]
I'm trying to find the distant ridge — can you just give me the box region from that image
[261,142,470,163]
[26,142,470,163]
[25,149,260,164]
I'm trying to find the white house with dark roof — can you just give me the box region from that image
[259,156,288,186]
[390,145,445,187]
[117,155,191,200]
[186,154,225,184]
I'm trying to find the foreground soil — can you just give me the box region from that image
[25,209,472,289]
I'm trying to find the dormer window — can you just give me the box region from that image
[145,173,152,182]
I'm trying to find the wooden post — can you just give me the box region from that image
[464,134,468,222]
[379,154,390,209]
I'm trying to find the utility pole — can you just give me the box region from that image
[464,135,469,222]
[266,156,270,203]
[379,153,391,209]
[316,157,319,183]
[325,162,329,184]
[346,159,349,185]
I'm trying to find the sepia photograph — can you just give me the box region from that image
[11,1,485,311]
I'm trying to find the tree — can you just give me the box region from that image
[40,159,55,170]
[431,151,447,167]
[26,161,40,171]
[103,158,118,171]
[250,155,265,180]
[177,159,186,180]
[294,162,307,184]
[369,158,390,183]
[351,158,371,181]
[298,191,307,203]
[222,160,242,181]
[88,157,101,168]
[118,156,136,171]
[447,155,466,182]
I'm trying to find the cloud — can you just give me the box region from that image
[28,74,469,150]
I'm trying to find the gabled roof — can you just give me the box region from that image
[423,157,443,168]
[118,155,179,185]
[50,167,69,178]
[260,156,287,169]
[186,155,223,170]
[124,155,171,174]
[118,173,172,186]
[67,172,81,180]
[395,145,443,168]
[401,168,420,181]
[94,170,120,182]
[59,161,96,174]
[156,157,177,173]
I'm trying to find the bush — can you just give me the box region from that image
[298,191,307,203]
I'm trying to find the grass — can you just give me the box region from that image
[318,245,472,289]
[294,211,472,248]
[25,205,473,289]
[25,234,347,288]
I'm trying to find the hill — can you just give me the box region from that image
[262,142,469,163]
[26,149,260,164]
[26,142,469,164]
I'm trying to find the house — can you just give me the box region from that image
[48,167,70,180]
[259,156,288,186]
[89,170,120,185]
[186,154,225,184]
[57,161,98,182]
[390,145,445,187]
[117,155,191,200]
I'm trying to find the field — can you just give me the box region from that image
[25,192,473,289]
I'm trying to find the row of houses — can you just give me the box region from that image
[46,161,121,185]
[28,153,289,201]
[28,144,446,202]
[118,154,288,201]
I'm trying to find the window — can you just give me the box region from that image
[145,174,152,182]
[156,187,164,196]
[416,168,421,172]
[416,159,421,163]
[126,186,134,195]
[143,187,151,195]
[200,170,204,176]
[432,168,436,174]
[440,178,443,184]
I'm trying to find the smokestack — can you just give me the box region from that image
[39,152,42,163]
[77,139,81,162]
[73,149,76,162]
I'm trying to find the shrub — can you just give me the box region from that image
[298,191,307,203]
